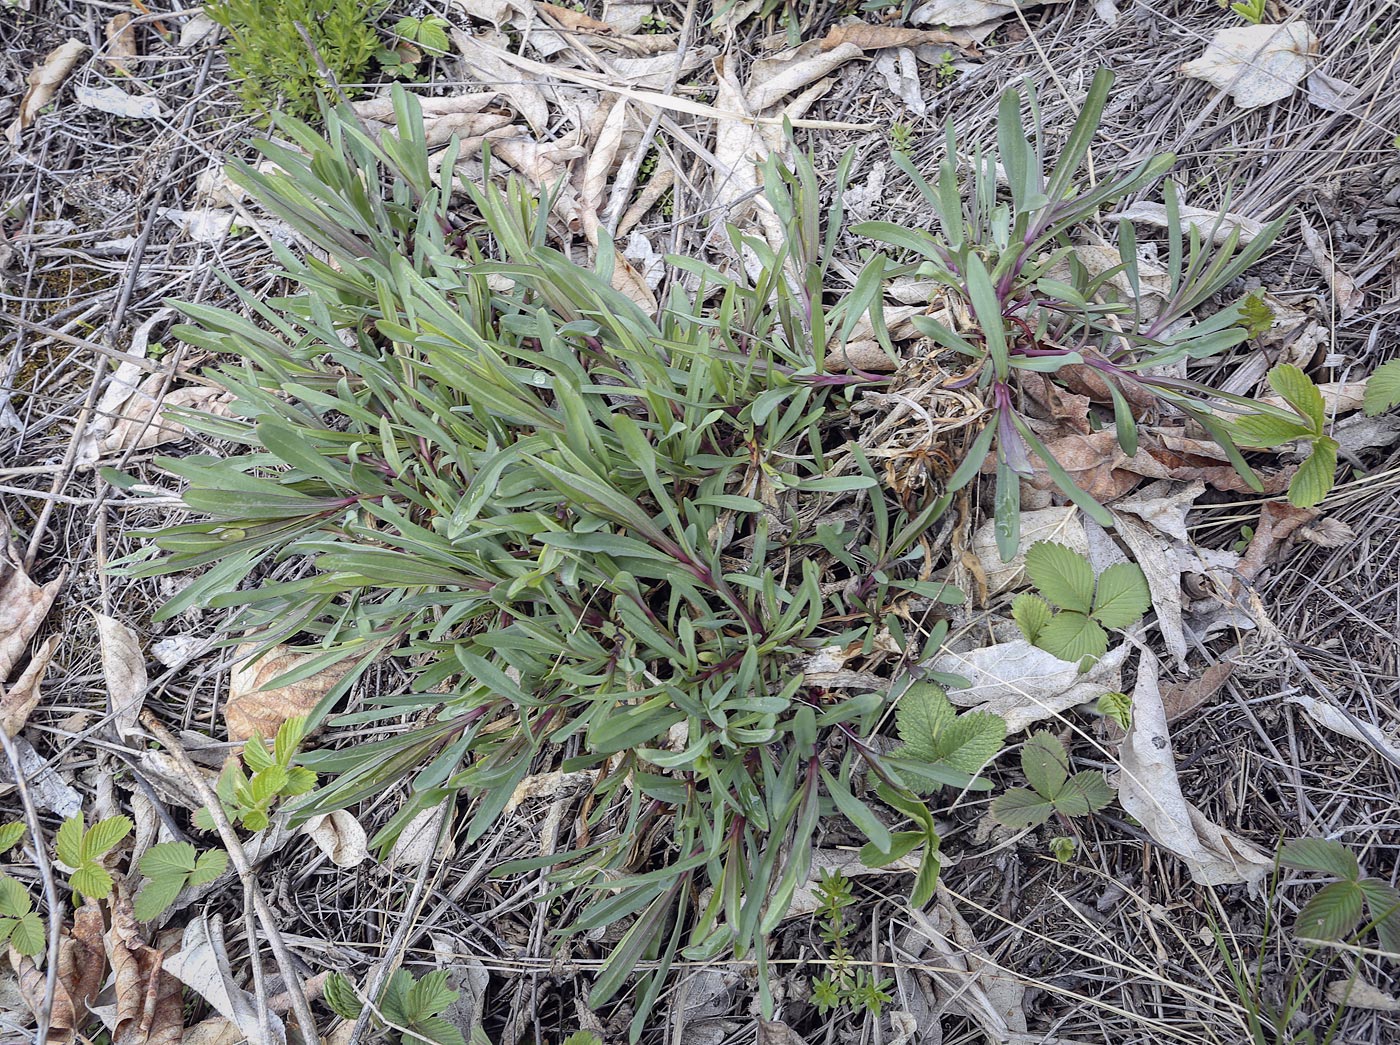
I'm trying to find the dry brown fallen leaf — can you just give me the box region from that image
[13,899,107,1045]
[105,14,138,76]
[0,543,64,682]
[819,22,961,52]
[1327,980,1400,1012]
[538,1,614,33]
[1298,214,1363,319]
[95,613,147,741]
[109,885,184,1045]
[302,810,369,867]
[224,644,358,743]
[1114,200,1266,246]
[451,28,551,136]
[1,633,59,736]
[101,379,237,458]
[1236,500,1315,586]
[1180,23,1316,110]
[5,38,88,146]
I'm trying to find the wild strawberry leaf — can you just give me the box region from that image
[1020,731,1069,799]
[1091,562,1151,629]
[1052,772,1113,816]
[70,863,115,901]
[895,683,954,763]
[1280,838,1359,880]
[1289,436,1338,508]
[989,787,1055,829]
[1025,541,1094,613]
[1362,359,1400,418]
[139,841,198,879]
[134,875,187,923]
[1268,364,1325,432]
[1295,881,1364,941]
[1035,611,1109,663]
[0,822,25,857]
[1011,593,1053,643]
[83,815,133,860]
[55,814,85,868]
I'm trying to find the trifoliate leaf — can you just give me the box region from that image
[190,848,229,886]
[323,972,363,1020]
[1020,731,1069,799]
[134,875,187,922]
[1279,838,1360,880]
[895,682,954,762]
[1268,364,1325,431]
[0,875,31,917]
[83,815,133,859]
[1035,611,1109,663]
[70,863,115,900]
[1295,881,1364,940]
[139,841,197,878]
[55,815,85,868]
[1289,436,1338,508]
[0,822,25,857]
[1011,593,1053,643]
[1091,562,1151,629]
[1362,359,1400,417]
[931,712,1007,773]
[405,969,459,1021]
[1053,772,1114,817]
[1235,291,1274,337]
[1025,541,1094,613]
[1231,412,1312,448]
[8,912,44,957]
[1097,691,1133,731]
[989,787,1055,829]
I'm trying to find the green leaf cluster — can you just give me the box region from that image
[1280,839,1400,953]
[1231,365,1340,508]
[196,716,316,833]
[806,871,895,1019]
[134,843,229,922]
[888,681,1006,791]
[325,968,465,1045]
[1013,542,1150,665]
[209,0,382,122]
[0,822,43,957]
[56,814,133,901]
[990,732,1112,830]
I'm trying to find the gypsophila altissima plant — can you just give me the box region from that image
[110,87,1005,1034]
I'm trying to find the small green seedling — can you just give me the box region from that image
[325,968,466,1045]
[380,15,451,79]
[808,869,896,1018]
[134,842,230,921]
[1096,691,1132,731]
[1235,291,1275,337]
[0,822,43,957]
[196,716,317,833]
[1280,838,1400,953]
[1223,0,1268,24]
[1049,836,1077,863]
[1232,365,1340,508]
[1013,542,1151,665]
[56,814,133,901]
[990,732,1113,830]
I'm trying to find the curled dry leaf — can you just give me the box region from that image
[820,22,962,52]
[504,769,594,814]
[163,913,287,1045]
[1114,200,1266,245]
[1326,979,1400,1012]
[910,0,1022,28]
[109,885,184,1045]
[538,1,614,33]
[1286,695,1400,770]
[451,28,551,135]
[5,38,88,146]
[12,899,107,1045]
[224,644,358,743]
[930,639,1129,734]
[76,309,173,465]
[1181,23,1316,110]
[302,810,369,867]
[2,735,82,817]
[0,544,63,682]
[101,377,236,458]
[74,84,167,120]
[382,803,453,871]
[0,633,59,736]
[94,613,147,741]
[1116,653,1272,888]
[1298,214,1363,319]
[105,14,138,76]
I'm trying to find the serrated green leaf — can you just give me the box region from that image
[134,875,187,922]
[241,809,269,832]
[274,716,309,766]
[1035,611,1108,663]
[282,766,318,795]
[193,806,217,832]
[247,765,289,805]
[1025,542,1094,613]
[55,815,84,868]
[139,841,197,879]
[895,683,954,762]
[243,735,275,773]
[82,815,133,860]
[1091,562,1151,629]
[989,787,1055,829]
[407,1015,467,1045]
[1020,732,1069,799]
[1097,692,1132,731]
[1357,880,1400,955]
[1268,364,1325,431]
[1231,413,1312,448]
[70,863,114,900]
[562,1033,605,1045]
[9,912,44,956]
[0,875,31,917]
[1280,838,1360,879]
[1011,593,1053,643]
[323,972,363,1020]
[1289,437,1337,508]
[405,970,458,1021]
[190,848,230,886]
[1295,881,1364,941]
[0,822,25,857]
[1053,772,1113,817]
[1362,359,1400,417]
[931,712,1007,773]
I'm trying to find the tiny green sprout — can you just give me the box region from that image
[1014,543,1150,667]
[195,716,316,833]
[562,1034,604,1045]
[990,732,1113,829]
[0,876,44,956]
[1096,691,1132,731]
[134,842,230,921]
[890,121,914,158]
[56,813,133,901]
[1225,0,1268,24]
[1050,835,1077,863]
[1233,524,1255,554]
[1236,291,1275,338]
[0,821,25,856]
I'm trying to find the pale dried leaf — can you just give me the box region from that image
[109,886,183,1045]
[930,639,1128,734]
[1110,514,1187,669]
[105,14,138,76]
[745,42,863,112]
[102,378,235,457]
[2,735,82,816]
[910,0,1019,27]
[1117,653,1271,887]
[74,84,167,120]
[163,914,286,1045]
[302,810,369,867]
[76,309,174,464]
[1326,980,1400,1011]
[757,1022,808,1045]
[12,900,106,1045]
[224,644,357,743]
[1180,23,1316,110]
[151,634,204,668]
[971,506,1087,595]
[874,48,926,117]
[504,770,593,814]
[1114,200,1265,245]
[1285,695,1400,769]
[581,96,630,237]
[5,39,87,146]
[451,28,551,135]
[352,91,497,122]
[181,1019,247,1045]
[1298,215,1363,318]
[95,613,147,741]
[820,22,960,51]
[159,207,234,243]
[825,340,899,372]
[0,548,63,682]
[1306,70,1362,114]
[382,803,452,870]
[0,633,58,736]
[178,13,218,49]
[539,2,614,32]
[451,0,527,24]
[1260,380,1367,417]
